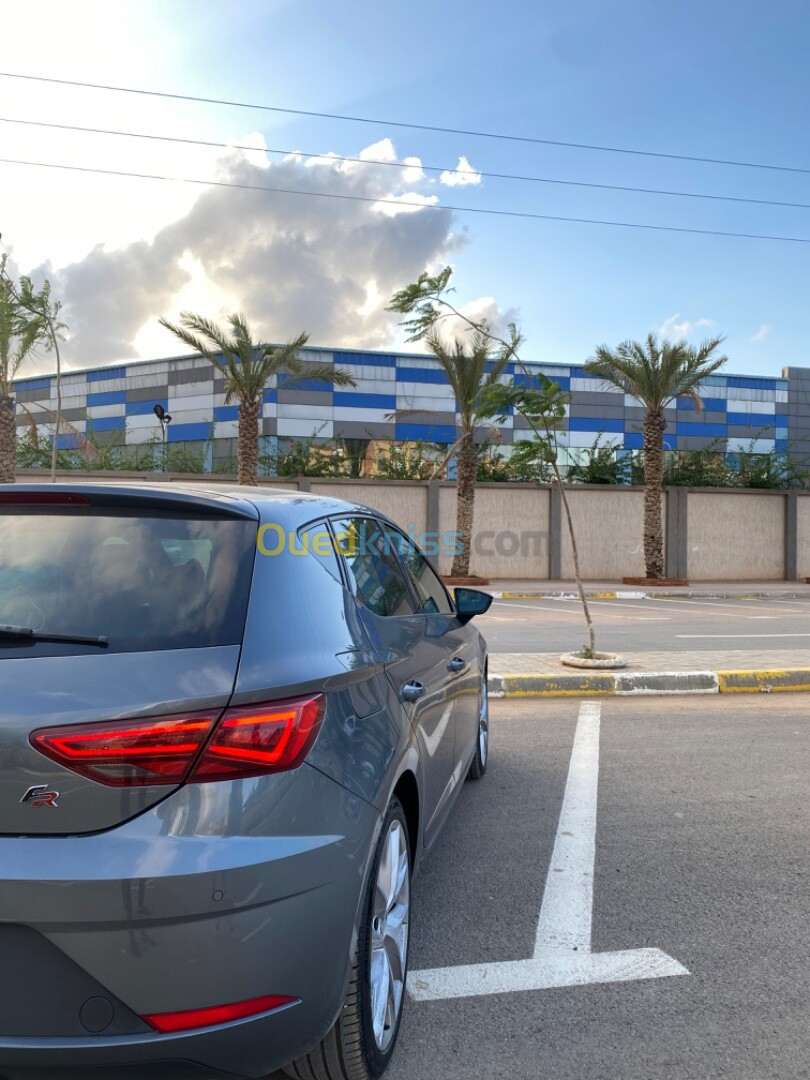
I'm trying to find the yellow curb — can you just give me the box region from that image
[717,668,810,693]
[587,592,619,600]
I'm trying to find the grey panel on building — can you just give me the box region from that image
[276,389,333,406]
[675,435,729,451]
[15,389,51,403]
[169,365,215,385]
[569,391,629,407]
[261,418,278,436]
[333,421,393,439]
[126,385,169,403]
[569,404,625,419]
[727,425,776,438]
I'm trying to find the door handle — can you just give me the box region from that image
[401,681,425,702]
[448,656,466,672]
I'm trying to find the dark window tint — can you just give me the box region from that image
[384,527,453,615]
[298,522,342,584]
[332,517,415,617]
[0,511,256,656]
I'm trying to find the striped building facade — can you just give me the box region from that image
[12,347,804,471]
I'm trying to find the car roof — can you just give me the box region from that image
[2,481,390,527]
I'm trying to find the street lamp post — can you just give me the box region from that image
[153,404,172,472]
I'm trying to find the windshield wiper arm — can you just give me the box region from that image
[0,624,109,647]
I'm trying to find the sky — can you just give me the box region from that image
[2,0,809,378]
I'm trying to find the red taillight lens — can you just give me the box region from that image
[142,993,298,1033]
[30,712,220,786]
[30,694,325,787]
[189,694,325,782]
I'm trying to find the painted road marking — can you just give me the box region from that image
[408,701,688,1002]
[676,633,810,639]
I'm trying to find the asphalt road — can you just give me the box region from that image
[383,695,809,1080]
[478,595,810,654]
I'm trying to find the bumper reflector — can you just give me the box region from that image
[143,994,298,1033]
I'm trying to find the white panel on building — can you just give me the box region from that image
[277,418,334,437]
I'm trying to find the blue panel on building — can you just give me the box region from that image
[87,390,126,407]
[333,392,397,410]
[396,367,449,384]
[776,439,789,453]
[15,376,51,392]
[214,405,239,421]
[168,422,210,442]
[726,412,776,428]
[395,422,456,442]
[126,399,167,416]
[88,367,126,383]
[675,422,727,436]
[623,433,644,450]
[54,433,80,450]
[262,389,277,404]
[88,416,126,433]
[726,375,776,390]
[569,417,624,432]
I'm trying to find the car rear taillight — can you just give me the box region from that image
[188,695,325,782]
[142,993,298,1033]
[30,712,220,786]
[30,694,325,787]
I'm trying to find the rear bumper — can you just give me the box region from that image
[0,764,379,1078]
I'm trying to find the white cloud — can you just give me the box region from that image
[402,156,425,183]
[431,295,520,348]
[36,139,463,366]
[749,323,772,343]
[658,313,714,340]
[439,156,482,187]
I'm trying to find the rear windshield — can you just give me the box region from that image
[0,510,256,657]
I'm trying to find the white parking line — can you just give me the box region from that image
[676,633,810,639]
[408,701,688,1002]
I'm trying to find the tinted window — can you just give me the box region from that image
[384,527,453,615]
[299,521,343,584]
[332,517,415,617]
[0,511,256,656]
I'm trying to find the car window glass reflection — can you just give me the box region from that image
[332,517,415,617]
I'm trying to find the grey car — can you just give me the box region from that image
[0,483,492,1080]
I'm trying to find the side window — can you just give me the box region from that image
[298,521,343,584]
[332,517,415,617]
[384,526,453,615]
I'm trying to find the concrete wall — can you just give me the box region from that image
[687,491,786,580]
[309,480,429,536]
[437,484,551,578]
[14,470,810,580]
[559,488,648,580]
[795,495,810,578]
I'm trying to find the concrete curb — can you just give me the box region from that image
[487,668,810,698]
[490,590,810,601]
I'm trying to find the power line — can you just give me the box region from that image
[2,155,809,244]
[2,70,809,177]
[4,115,810,213]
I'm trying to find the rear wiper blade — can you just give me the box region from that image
[0,624,109,647]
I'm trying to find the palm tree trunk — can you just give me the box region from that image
[237,395,261,485]
[642,408,667,578]
[451,431,477,577]
[0,392,15,482]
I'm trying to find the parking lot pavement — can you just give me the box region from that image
[384,695,809,1080]
[478,595,810,656]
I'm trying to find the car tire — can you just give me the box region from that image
[467,669,489,781]
[282,797,411,1080]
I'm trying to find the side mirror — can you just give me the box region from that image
[454,588,493,624]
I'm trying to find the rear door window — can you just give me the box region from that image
[331,517,415,617]
[0,510,256,656]
[383,526,453,615]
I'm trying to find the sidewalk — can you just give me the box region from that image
[488,648,810,697]
[486,579,810,600]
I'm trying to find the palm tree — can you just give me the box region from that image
[158,312,355,485]
[422,328,515,577]
[0,273,48,483]
[587,333,727,579]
